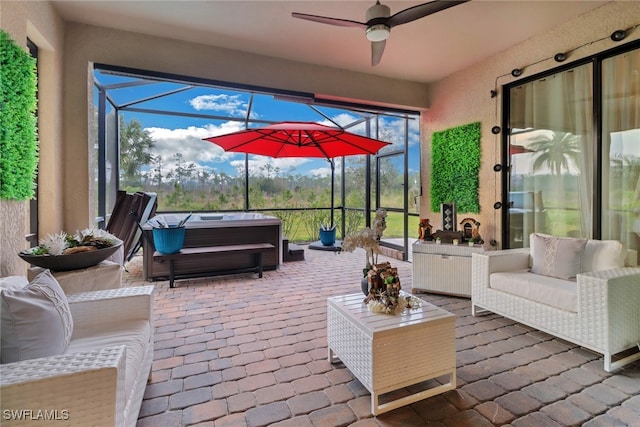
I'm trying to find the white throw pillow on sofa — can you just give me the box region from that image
[1,270,74,363]
[582,239,624,272]
[530,233,587,280]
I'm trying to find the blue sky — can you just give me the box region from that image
[95,70,420,180]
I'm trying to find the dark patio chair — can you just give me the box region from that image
[106,191,157,262]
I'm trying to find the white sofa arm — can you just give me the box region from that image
[68,286,154,329]
[576,267,640,370]
[0,346,127,426]
[472,248,530,286]
[471,249,530,316]
[578,267,640,339]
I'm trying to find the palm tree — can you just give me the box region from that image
[529,131,581,175]
[119,117,155,185]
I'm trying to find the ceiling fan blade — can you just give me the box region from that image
[371,40,386,66]
[291,12,367,29]
[387,0,469,28]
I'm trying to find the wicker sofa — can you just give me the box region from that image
[471,234,640,372]
[1,273,154,427]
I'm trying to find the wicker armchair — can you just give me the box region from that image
[1,286,154,426]
[471,248,640,372]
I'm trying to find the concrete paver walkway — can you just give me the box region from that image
[123,246,640,426]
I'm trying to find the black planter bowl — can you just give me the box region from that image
[19,241,122,271]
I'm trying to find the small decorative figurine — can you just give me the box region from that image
[418,218,433,241]
[459,217,483,244]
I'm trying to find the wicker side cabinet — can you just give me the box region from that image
[412,242,485,297]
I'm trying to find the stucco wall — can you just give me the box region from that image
[421,1,640,248]
[0,1,65,276]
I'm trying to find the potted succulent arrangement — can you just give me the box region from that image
[19,228,122,271]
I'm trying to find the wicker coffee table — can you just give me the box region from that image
[327,293,456,415]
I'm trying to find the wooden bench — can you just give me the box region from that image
[153,243,275,288]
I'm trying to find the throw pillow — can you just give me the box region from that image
[582,239,624,272]
[1,270,74,363]
[530,233,587,280]
[0,275,29,291]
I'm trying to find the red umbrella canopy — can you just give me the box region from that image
[203,121,391,159]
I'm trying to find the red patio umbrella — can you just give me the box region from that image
[203,121,391,227]
[203,121,390,158]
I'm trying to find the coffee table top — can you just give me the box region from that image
[327,293,455,337]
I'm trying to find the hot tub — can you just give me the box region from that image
[142,212,282,281]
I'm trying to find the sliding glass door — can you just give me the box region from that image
[505,41,639,263]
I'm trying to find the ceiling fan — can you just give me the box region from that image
[292,0,469,66]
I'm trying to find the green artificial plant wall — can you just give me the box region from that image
[430,122,480,213]
[0,30,38,200]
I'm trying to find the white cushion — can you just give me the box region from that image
[530,233,587,280]
[1,270,74,363]
[490,269,578,312]
[582,239,624,272]
[68,319,151,405]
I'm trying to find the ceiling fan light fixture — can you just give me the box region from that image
[366,24,390,42]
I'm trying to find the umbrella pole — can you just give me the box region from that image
[330,159,335,228]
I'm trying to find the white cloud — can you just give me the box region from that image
[146,122,244,171]
[309,166,332,178]
[189,94,247,115]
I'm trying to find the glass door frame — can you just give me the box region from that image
[375,117,411,260]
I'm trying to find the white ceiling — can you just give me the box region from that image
[51,0,608,84]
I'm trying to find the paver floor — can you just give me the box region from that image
[123,246,640,426]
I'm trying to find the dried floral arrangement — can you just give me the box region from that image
[25,228,119,256]
[342,209,420,314]
[340,208,388,276]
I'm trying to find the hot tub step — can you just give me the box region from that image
[283,238,305,262]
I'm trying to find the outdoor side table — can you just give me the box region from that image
[327,293,456,415]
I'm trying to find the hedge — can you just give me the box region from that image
[0,30,38,200]
[430,122,480,213]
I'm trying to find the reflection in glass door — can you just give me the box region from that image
[507,63,594,247]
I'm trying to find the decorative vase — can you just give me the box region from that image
[361,276,369,296]
[18,241,123,271]
[152,226,186,254]
[319,228,336,246]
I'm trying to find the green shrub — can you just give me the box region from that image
[0,30,38,200]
